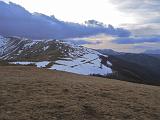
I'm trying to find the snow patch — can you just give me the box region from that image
[11,62,35,65]
[43,46,49,51]
[36,61,50,68]
[50,52,112,75]
[10,61,50,68]
[24,41,37,48]
[107,61,112,66]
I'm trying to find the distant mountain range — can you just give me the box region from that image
[97,49,124,55]
[144,49,160,55]
[0,1,130,39]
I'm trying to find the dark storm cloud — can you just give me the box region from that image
[72,40,102,45]
[0,1,130,39]
[64,39,102,45]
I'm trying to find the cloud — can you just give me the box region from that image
[121,23,160,37]
[113,36,160,44]
[111,0,160,14]
[0,1,131,39]
[110,0,160,24]
[64,39,102,45]
[110,0,160,37]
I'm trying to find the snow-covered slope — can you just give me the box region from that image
[0,35,6,56]
[50,48,112,75]
[0,36,112,76]
[0,36,31,60]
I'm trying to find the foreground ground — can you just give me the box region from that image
[0,66,160,120]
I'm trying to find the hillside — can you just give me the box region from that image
[108,54,160,86]
[0,66,160,120]
[97,49,160,86]
[0,36,112,76]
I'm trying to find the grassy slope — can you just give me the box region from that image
[0,66,160,120]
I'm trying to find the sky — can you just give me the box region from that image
[2,0,136,26]
[1,0,160,53]
[3,0,160,36]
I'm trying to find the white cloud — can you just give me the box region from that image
[110,0,160,36]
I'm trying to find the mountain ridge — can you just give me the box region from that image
[0,35,113,76]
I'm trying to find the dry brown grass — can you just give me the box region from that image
[0,66,160,120]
